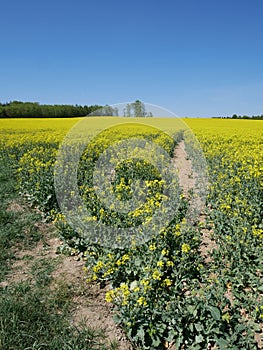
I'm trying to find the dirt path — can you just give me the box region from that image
[173,140,216,262]
[173,140,196,197]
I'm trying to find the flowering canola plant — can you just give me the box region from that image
[0,117,262,349]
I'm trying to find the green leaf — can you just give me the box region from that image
[216,338,229,349]
[136,327,145,342]
[208,306,221,321]
[175,335,183,349]
[195,334,204,343]
[151,335,161,347]
[167,329,178,342]
[112,313,121,324]
[194,323,203,332]
[134,257,142,266]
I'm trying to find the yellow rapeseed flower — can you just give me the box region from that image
[152,270,162,280]
[137,296,147,306]
[181,243,191,254]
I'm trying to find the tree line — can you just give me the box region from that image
[0,100,154,118]
[0,101,104,118]
[231,114,263,120]
[214,114,263,120]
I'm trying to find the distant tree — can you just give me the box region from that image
[0,105,4,117]
[132,100,146,117]
[97,105,116,116]
[123,100,154,117]
[126,103,131,117]
[113,107,119,116]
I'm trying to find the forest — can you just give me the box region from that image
[0,101,104,118]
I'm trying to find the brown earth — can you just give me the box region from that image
[173,141,217,262]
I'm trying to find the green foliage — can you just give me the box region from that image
[231,114,263,120]
[0,270,119,350]
[0,100,103,118]
[0,151,43,281]
[124,100,153,117]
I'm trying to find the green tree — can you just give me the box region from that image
[131,100,146,117]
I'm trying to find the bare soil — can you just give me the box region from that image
[173,141,217,262]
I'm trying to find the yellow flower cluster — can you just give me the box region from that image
[181,243,191,254]
[116,254,130,266]
[105,283,131,306]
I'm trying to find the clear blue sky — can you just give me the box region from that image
[1,0,263,117]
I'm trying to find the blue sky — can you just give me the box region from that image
[1,0,263,117]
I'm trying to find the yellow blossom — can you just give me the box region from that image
[152,270,162,280]
[157,261,164,268]
[181,243,191,254]
[137,296,147,306]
